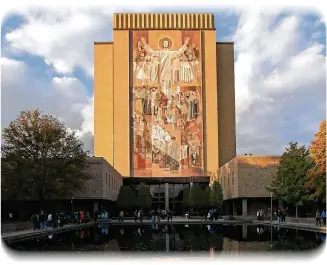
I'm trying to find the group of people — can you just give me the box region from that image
[31,210,66,230]
[31,210,92,230]
[276,208,287,223]
[73,211,91,224]
[315,209,326,226]
[257,209,265,221]
[199,209,218,221]
[149,209,173,223]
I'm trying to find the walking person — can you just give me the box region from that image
[39,211,46,230]
[59,210,65,227]
[151,210,156,229]
[47,212,52,228]
[260,209,264,221]
[119,210,124,223]
[138,209,143,223]
[31,213,38,230]
[257,209,260,221]
[8,212,13,223]
[74,212,79,224]
[321,210,326,226]
[52,211,58,228]
[80,211,85,224]
[277,209,281,223]
[134,210,138,222]
[281,209,286,223]
[316,209,321,226]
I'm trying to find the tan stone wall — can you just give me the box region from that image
[218,157,239,199]
[113,30,130,177]
[102,158,123,201]
[73,157,123,201]
[237,156,281,198]
[210,156,280,199]
[203,30,219,176]
[94,43,114,165]
[216,43,236,168]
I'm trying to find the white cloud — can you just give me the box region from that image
[233,9,326,155]
[4,8,114,76]
[1,57,94,154]
[3,6,153,77]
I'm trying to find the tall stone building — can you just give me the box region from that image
[93,13,236,211]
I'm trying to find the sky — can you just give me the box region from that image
[1,5,326,156]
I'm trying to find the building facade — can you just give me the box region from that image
[94,13,236,180]
[72,157,123,215]
[210,155,281,216]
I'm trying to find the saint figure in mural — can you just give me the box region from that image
[140,37,190,95]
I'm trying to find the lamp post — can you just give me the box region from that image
[270,192,273,222]
[71,197,74,223]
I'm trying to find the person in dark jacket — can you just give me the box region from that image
[59,210,65,227]
[52,210,58,228]
[134,210,138,222]
[316,210,321,226]
[39,211,46,230]
[31,213,38,230]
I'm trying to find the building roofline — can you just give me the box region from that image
[216,42,234,44]
[237,155,281,158]
[94,42,113,44]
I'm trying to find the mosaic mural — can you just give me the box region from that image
[131,30,204,177]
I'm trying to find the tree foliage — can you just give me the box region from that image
[203,187,211,209]
[116,186,136,210]
[309,120,326,172]
[1,109,90,200]
[189,184,205,209]
[136,183,152,209]
[306,120,326,202]
[267,142,314,207]
[209,181,223,208]
[182,187,190,208]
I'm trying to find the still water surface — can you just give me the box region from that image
[7,224,326,255]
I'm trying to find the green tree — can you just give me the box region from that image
[182,187,190,210]
[203,187,211,209]
[136,183,152,210]
[116,186,136,210]
[1,109,90,201]
[209,181,223,209]
[189,184,205,210]
[267,142,314,217]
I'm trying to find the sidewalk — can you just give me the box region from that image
[2,222,94,243]
[252,220,326,233]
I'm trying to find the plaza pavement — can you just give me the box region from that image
[252,220,326,233]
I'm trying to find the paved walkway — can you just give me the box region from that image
[253,220,326,233]
[2,222,94,242]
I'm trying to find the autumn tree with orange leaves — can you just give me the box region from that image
[1,109,91,201]
[305,120,326,203]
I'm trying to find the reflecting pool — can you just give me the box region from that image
[6,224,326,255]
